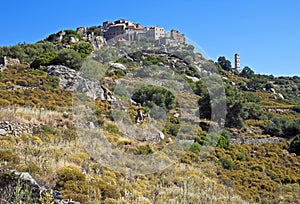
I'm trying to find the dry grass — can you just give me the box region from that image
[0,106,66,125]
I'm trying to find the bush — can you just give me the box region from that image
[143,55,165,66]
[71,42,93,59]
[0,150,20,163]
[132,144,153,155]
[236,152,246,161]
[0,41,57,64]
[132,85,176,111]
[189,142,202,152]
[220,157,234,170]
[57,49,83,70]
[264,117,300,138]
[289,134,300,155]
[104,123,120,134]
[56,166,85,184]
[30,51,58,68]
[217,136,231,150]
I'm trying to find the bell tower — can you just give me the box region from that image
[234,53,240,70]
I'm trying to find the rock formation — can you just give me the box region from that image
[46,65,116,101]
[0,56,21,67]
[0,169,80,204]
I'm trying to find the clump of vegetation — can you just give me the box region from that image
[132,85,176,111]
[264,117,300,138]
[289,134,300,155]
[0,41,57,64]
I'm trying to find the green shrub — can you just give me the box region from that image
[30,51,58,68]
[104,123,120,134]
[56,166,85,184]
[189,142,202,152]
[265,117,300,138]
[71,42,93,59]
[220,157,234,170]
[290,134,300,155]
[130,144,154,155]
[57,49,83,70]
[217,136,231,150]
[143,55,165,66]
[132,85,176,111]
[0,41,57,64]
[236,152,246,161]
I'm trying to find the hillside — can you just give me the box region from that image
[0,19,299,204]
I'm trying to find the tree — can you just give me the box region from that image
[217,56,232,71]
[224,85,248,128]
[30,51,58,68]
[71,42,94,59]
[57,49,83,70]
[240,66,254,78]
[132,85,176,111]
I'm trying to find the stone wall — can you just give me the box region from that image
[231,137,285,145]
[0,121,39,136]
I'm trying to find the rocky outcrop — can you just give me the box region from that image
[46,65,116,101]
[185,75,200,82]
[0,121,39,137]
[0,169,80,204]
[76,27,106,49]
[92,36,106,49]
[109,62,126,70]
[1,56,20,67]
[0,64,7,72]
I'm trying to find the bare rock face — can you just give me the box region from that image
[69,36,79,43]
[46,65,116,101]
[76,27,106,49]
[92,36,106,49]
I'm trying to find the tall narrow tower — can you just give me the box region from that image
[234,53,240,70]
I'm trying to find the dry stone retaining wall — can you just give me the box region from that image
[0,121,39,136]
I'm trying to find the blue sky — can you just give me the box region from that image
[0,0,299,76]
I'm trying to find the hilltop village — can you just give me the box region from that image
[48,19,185,48]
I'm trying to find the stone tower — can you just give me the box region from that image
[234,53,240,70]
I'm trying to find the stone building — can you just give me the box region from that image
[170,29,185,44]
[104,24,127,40]
[145,26,167,40]
[103,19,144,40]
